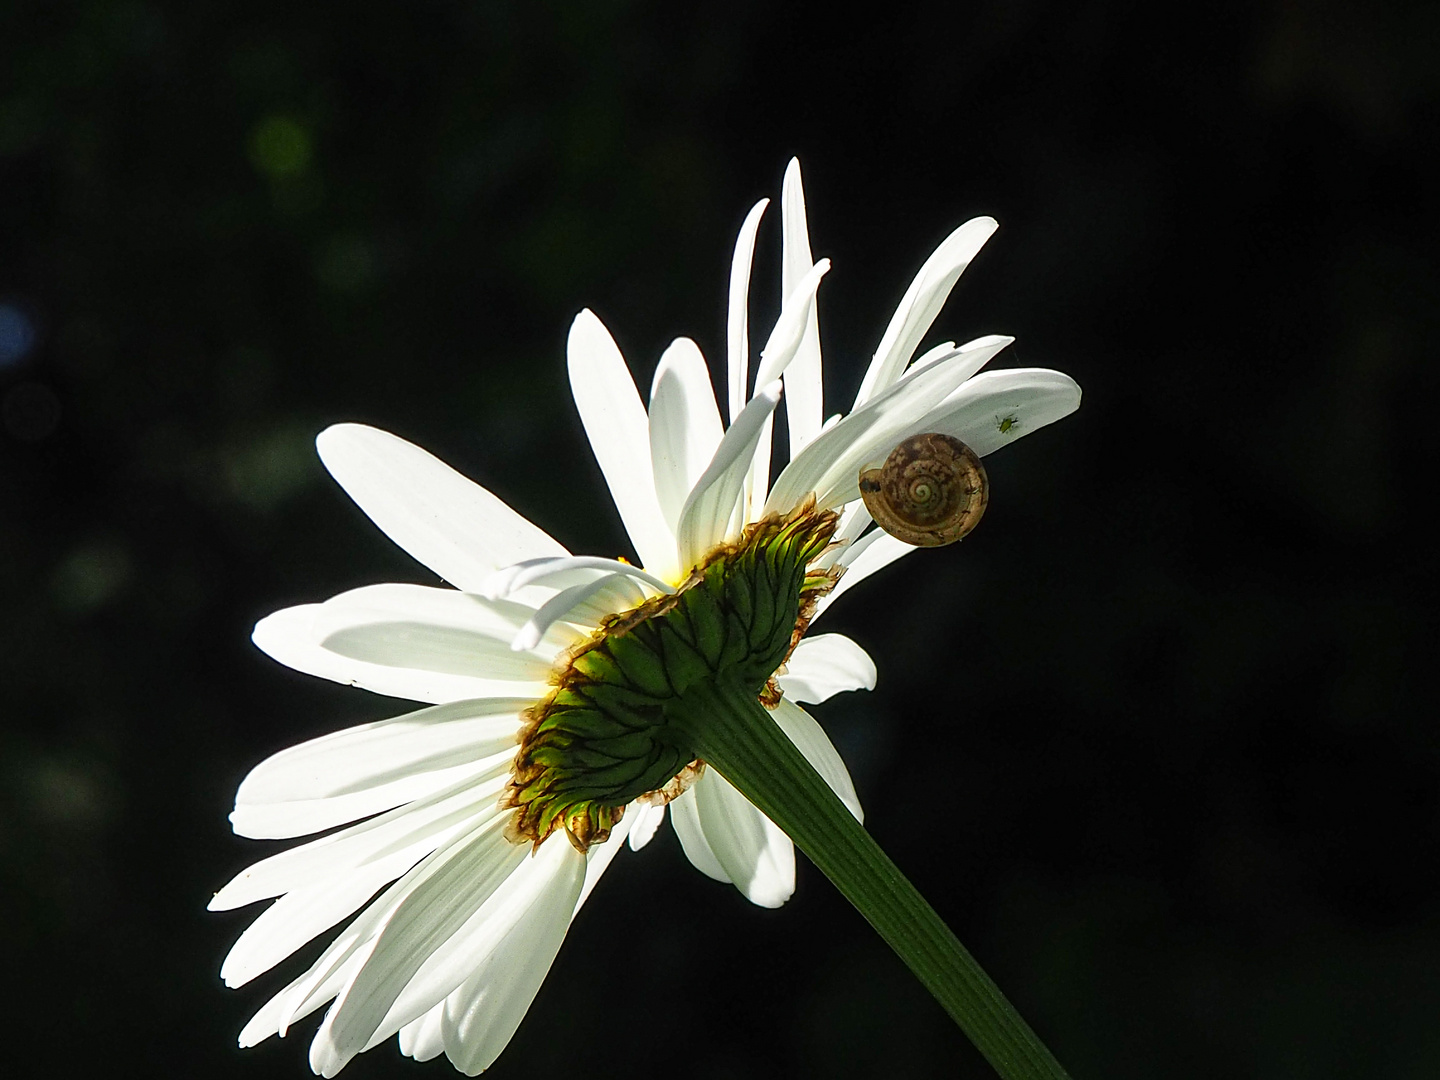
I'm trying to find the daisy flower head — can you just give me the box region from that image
[212,158,1081,1076]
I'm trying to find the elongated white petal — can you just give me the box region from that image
[780,158,823,455]
[676,381,782,568]
[727,199,768,424]
[253,605,548,706]
[313,584,561,684]
[691,767,795,908]
[353,835,584,1064]
[483,554,674,601]
[746,258,829,517]
[811,528,916,622]
[318,582,576,653]
[509,574,645,652]
[778,633,877,703]
[214,771,509,904]
[228,697,526,838]
[311,816,527,1076]
[399,1005,446,1062]
[438,840,587,1075]
[910,339,959,374]
[626,800,665,852]
[766,336,1012,514]
[669,785,729,883]
[753,259,830,390]
[222,859,417,989]
[233,698,525,811]
[854,216,998,409]
[771,699,863,823]
[237,804,501,1047]
[649,337,725,533]
[316,424,568,593]
[911,367,1083,459]
[567,310,677,580]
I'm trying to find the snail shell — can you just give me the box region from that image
[858,433,988,547]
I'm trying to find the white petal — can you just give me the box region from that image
[437,839,587,1075]
[727,199,769,424]
[909,339,959,374]
[778,633,877,703]
[315,424,568,592]
[649,337,724,533]
[214,771,509,904]
[509,574,645,652]
[399,1004,446,1061]
[746,258,830,517]
[676,381,782,568]
[567,310,677,580]
[690,766,795,908]
[312,584,560,684]
[669,784,729,883]
[811,528,916,621]
[227,697,526,839]
[780,158,823,456]
[237,808,488,1048]
[221,864,414,989]
[311,816,527,1076]
[352,834,585,1064]
[853,217,998,408]
[483,555,673,600]
[766,336,1012,514]
[770,699,864,823]
[912,367,1083,458]
[253,605,546,706]
[626,800,665,852]
[753,259,830,389]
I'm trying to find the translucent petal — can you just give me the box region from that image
[766,336,1012,514]
[777,633,877,703]
[911,367,1083,459]
[567,309,677,580]
[227,697,526,839]
[310,816,527,1076]
[312,585,560,684]
[747,258,830,516]
[691,767,795,908]
[316,424,568,593]
[771,698,864,823]
[780,158,823,455]
[398,1004,445,1061]
[509,574,646,652]
[482,555,673,600]
[437,839,586,1075]
[669,785,729,883]
[853,216,998,408]
[213,770,509,904]
[626,800,665,852]
[649,337,724,533]
[253,605,548,706]
[676,381,782,568]
[810,529,916,622]
[727,198,769,424]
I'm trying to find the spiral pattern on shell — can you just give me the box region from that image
[858,433,989,547]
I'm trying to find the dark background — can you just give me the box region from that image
[3,2,1438,1077]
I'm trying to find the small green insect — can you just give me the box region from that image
[995,413,1020,435]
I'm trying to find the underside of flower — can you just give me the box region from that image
[504,498,842,852]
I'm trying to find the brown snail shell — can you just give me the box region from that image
[858,433,988,547]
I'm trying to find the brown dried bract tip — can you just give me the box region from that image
[858,432,988,547]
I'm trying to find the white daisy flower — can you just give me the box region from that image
[212,158,1081,1077]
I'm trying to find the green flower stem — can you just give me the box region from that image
[669,678,1072,1080]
